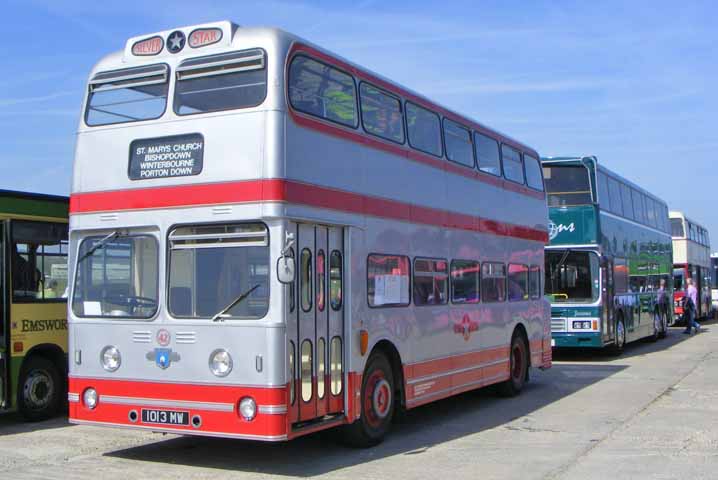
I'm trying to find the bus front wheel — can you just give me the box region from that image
[17,356,62,422]
[610,317,626,355]
[343,351,395,448]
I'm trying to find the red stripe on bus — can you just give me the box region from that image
[70,179,548,243]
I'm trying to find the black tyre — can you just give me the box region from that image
[658,310,668,339]
[609,316,626,355]
[497,331,529,397]
[649,309,660,342]
[343,352,395,447]
[17,356,62,422]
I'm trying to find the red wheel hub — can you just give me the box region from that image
[364,370,392,428]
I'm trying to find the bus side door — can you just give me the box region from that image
[602,258,614,343]
[0,221,6,409]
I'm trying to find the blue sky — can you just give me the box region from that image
[2,1,717,242]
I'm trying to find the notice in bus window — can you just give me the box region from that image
[129,133,204,180]
[374,274,409,305]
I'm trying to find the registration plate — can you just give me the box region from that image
[141,408,189,426]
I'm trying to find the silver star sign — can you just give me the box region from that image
[168,32,185,52]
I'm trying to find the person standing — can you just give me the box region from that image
[683,278,701,334]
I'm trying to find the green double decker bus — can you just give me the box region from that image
[542,157,673,352]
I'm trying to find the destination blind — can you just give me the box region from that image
[129,133,204,180]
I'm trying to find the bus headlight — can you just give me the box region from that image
[100,346,121,372]
[83,388,98,409]
[209,349,233,377]
[238,397,256,421]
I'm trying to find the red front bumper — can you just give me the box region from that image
[68,376,289,441]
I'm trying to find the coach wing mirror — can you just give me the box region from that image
[277,231,296,284]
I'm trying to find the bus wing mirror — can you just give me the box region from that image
[277,256,295,284]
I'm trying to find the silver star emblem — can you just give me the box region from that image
[168,32,184,51]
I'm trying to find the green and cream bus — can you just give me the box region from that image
[542,157,673,352]
[0,190,69,420]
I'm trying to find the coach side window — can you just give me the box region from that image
[474,132,501,176]
[620,183,634,221]
[631,189,646,224]
[607,177,623,216]
[524,154,544,191]
[508,264,529,301]
[288,55,358,128]
[501,144,524,184]
[367,254,410,307]
[443,119,473,167]
[360,83,404,143]
[451,260,480,304]
[481,262,506,303]
[413,258,448,306]
[406,102,442,157]
[597,171,610,210]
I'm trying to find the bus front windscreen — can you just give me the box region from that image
[543,164,593,207]
[545,250,600,303]
[167,223,270,319]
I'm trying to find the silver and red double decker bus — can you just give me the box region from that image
[67,22,551,446]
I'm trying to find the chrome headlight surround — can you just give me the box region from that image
[83,388,98,409]
[238,397,257,421]
[100,345,121,372]
[209,349,233,377]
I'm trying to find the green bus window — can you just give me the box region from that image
[11,221,68,303]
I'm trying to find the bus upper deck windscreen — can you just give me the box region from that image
[543,164,592,207]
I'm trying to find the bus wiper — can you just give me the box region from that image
[552,249,571,278]
[77,231,121,264]
[211,284,261,322]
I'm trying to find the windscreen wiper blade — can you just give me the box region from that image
[77,231,120,264]
[211,284,261,322]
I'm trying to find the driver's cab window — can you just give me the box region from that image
[11,221,68,303]
[72,234,158,318]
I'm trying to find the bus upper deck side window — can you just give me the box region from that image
[86,64,169,126]
[174,49,267,115]
[474,132,501,176]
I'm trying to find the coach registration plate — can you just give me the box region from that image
[141,408,189,426]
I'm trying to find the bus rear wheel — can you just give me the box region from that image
[343,352,395,448]
[497,331,529,397]
[17,356,62,422]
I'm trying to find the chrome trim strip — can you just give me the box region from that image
[68,418,288,442]
[68,375,286,389]
[406,372,508,405]
[407,358,508,385]
[100,395,235,412]
[68,393,80,403]
[258,405,287,415]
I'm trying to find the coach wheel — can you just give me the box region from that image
[610,317,626,355]
[343,351,394,447]
[658,310,668,339]
[650,310,660,342]
[18,356,62,422]
[497,331,529,397]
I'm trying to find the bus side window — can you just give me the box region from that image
[330,250,342,310]
[482,262,507,302]
[11,221,68,302]
[301,249,312,312]
[529,266,541,299]
[501,144,524,185]
[475,132,501,176]
[508,264,529,301]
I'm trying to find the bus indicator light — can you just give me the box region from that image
[13,342,23,353]
[131,36,163,56]
[189,28,223,49]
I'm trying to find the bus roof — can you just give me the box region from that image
[541,155,668,207]
[0,189,69,219]
[89,23,537,157]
